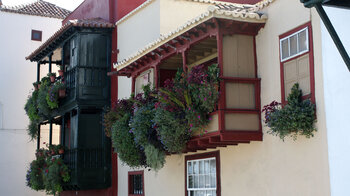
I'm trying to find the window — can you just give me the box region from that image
[31,30,42,41]
[128,171,144,196]
[185,151,220,196]
[135,69,154,94]
[279,22,315,103]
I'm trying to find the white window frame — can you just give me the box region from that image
[280,27,309,62]
[187,157,216,195]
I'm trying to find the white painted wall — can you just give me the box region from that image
[0,11,62,196]
[321,6,350,196]
[117,0,160,61]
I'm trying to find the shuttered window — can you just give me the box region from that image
[279,23,315,103]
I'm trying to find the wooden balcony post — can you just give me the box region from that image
[37,62,40,83]
[48,54,52,73]
[37,124,40,150]
[182,50,188,73]
[49,120,53,145]
[61,116,65,146]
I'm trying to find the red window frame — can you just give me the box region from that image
[279,22,315,105]
[185,151,221,196]
[128,170,144,196]
[31,30,42,41]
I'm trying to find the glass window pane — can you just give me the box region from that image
[210,173,216,188]
[281,39,289,60]
[199,160,204,174]
[189,175,193,188]
[290,35,298,56]
[199,175,205,188]
[205,160,209,174]
[298,29,308,52]
[210,159,216,174]
[194,161,199,174]
[194,175,199,188]
[205,174,210,188]
[188,162,193,175]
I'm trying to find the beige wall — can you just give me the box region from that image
[159,0,209,35]
[117,0,160,60]
[118,0,331,195]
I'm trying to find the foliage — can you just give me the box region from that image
[46,85,59,109]
[144,144,166,172]
[111,113,147,168]
[104,97,134,137]
[154,104,190,153]
[27,159,45,191]
[26,145,70,195]
[25,77,66,139]
[262,83,316,140]
[27,121,39,140]
[107,64,220,171]
[47,72,56,77]
[43,158,70,195]
[25,90,40,122]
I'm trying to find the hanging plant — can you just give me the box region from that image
[111,113,147,168]
[262,83,316,140]
[26,145,70,195]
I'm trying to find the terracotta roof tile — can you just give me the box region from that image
[0,0,71,19]
[26,18,115,61]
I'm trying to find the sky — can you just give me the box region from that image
[2,0,84,11]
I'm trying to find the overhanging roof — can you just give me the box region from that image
[26,18,115,62]
[114,4,268,71]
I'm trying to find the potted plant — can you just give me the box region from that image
[47,73,56,83]
[58,65,64,77]
[32,81,41,90]
[55,81,66,98]
[262,83,316,140]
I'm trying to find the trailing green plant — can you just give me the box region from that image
[27,121,39,140]
[43,157,70,195]
[107,64,220,171]
[154,104,190,153]
[144,144,166,172]
[46,84,59,109]
[111,113,147,168]
[26,145,70,195]
[262,83,316,140]
[104,97,134,137]
[25,90,40,122]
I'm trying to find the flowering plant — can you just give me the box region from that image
[26,144,70,195]
[262,83,316,140]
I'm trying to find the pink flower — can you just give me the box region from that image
[209,117,212,121]
[197,115,201,119]
[190,124,193,128]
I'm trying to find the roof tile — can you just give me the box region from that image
[0,0,71,19]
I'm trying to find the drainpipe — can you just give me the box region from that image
[0,0,3,7]
[301,0,350,71]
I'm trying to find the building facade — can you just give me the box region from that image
[25,0,350,196]
[0,1,70,195]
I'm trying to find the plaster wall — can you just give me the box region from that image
[117,0,160,61]
[117,0,332,195]
[0,11,62,196]
[159,0,209,35]
[321,6,350,196]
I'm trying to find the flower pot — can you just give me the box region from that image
[58,149,64,155]
[58,70,64,77]
[50,75,55,83]
[59,89,66,98]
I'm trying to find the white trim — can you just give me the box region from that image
[280,27,309,62]
[187,157,217,193]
